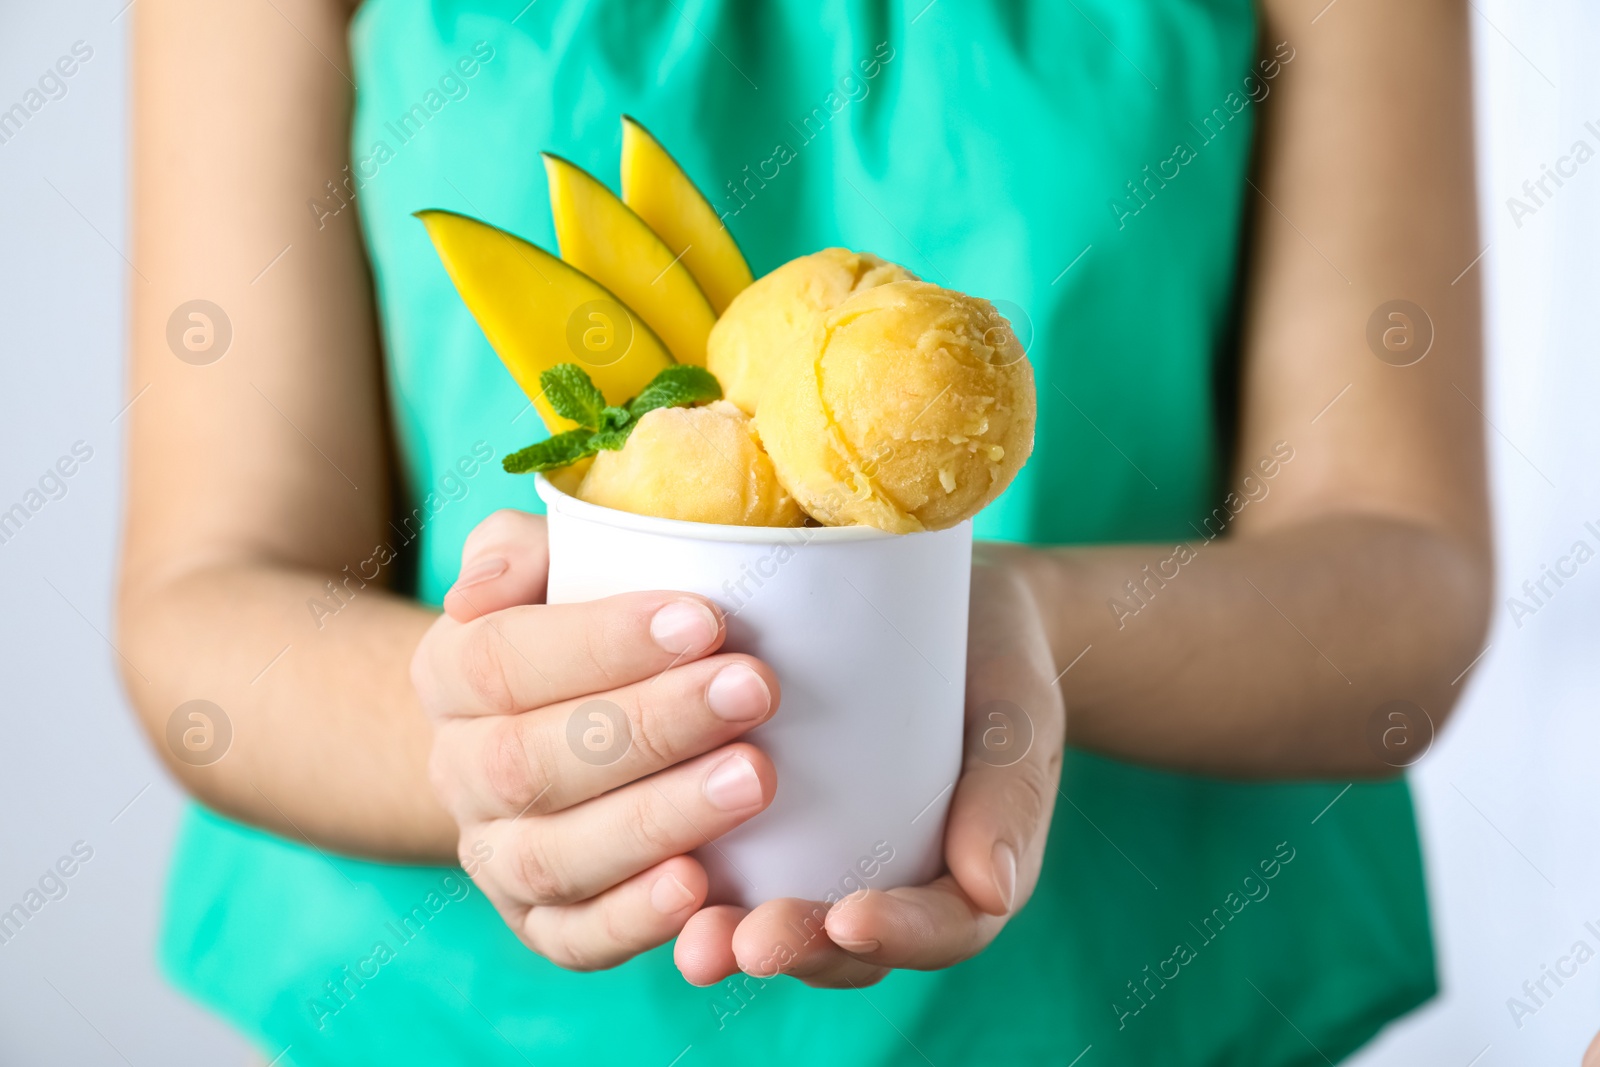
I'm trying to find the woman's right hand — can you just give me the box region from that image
[411,509,780,971]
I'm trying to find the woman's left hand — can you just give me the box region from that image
[673,547,1065,987]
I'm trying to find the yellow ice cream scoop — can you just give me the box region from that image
[756,280,1035,533]
[707,248,916,416]
[577,401,805,527]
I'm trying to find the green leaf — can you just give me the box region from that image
[502,365,726,475]
[590,427,631,452]
[627,365,722,419]
[502,429,599,474]
[540,364,607,430]
[598,406,634,433]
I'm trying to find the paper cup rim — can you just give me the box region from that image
[534,474,952,545]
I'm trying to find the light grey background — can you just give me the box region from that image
[0,1,1594,1065]
[0,1,254,1065]
[1352,2,1600,1063]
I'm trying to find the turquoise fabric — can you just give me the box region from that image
[161,2,1435,1064]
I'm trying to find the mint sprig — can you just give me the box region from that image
[542,363,608,428]
[503,363,722,474]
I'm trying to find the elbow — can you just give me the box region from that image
[1417,527,1495,727]
[114,570,230,807]
[1349,525,1494,779]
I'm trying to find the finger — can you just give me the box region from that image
[730,898,889,989]
[822,878,1000,971]
[435,651,778,819]
[480,743,775,907]
[945,697,1063,916]
[518,855,708,972]
[414,591,727,718]
[444,509,550,622]
[674,904,747,986]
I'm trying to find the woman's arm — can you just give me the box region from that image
[1026,0,1491,777]
[711,0,1492,989]
[118,0,454,860]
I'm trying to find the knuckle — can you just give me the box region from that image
[630,790,687,855]
[847,966,891,990]
[623,692,675,769]
[1001,758,1053,831]
[426,740,461,809]
[480,507,524,533]
[481,720,545,813]
[409,620,452,713]
[575,616,622,690]
[408,639,433,707]
[461,621,519,716]
[542,907,623,973]
[465,508,527,554]
[511,837,571,906]
[598,897,626,949]
[547,935,606,973]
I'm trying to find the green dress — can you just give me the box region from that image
[161,2,1435,1063]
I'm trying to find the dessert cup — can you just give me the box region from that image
[535,474,971,908]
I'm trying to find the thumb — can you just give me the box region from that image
[945,694,1062,917]
[442,509,550,621]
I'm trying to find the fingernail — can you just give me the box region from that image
[706,664,771,722]
[991,841,1017,914]
[452,556,507,592]
[650,872,696,914]
[833,936,881,954]
[651,600,720,655]
[703,755,763,811]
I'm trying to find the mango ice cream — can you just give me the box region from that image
[707,248,916,415]
[755,280,1035,533]
[576,400,804,527]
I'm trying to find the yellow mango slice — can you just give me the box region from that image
[543,153,716,367]
[621,116,755,315]
[416,209,672,433]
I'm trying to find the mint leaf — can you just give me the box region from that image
[628,365,722,419]
[502,429,599,473]
[502,365,726,475]
[540,364,607,430]
[590,427,631,452]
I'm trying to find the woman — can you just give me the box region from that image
[121,0,1489,1063]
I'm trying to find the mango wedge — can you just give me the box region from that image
[621,116,754,315]
[543,153,716,367]
[416,208,673,433]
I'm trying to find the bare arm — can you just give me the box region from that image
[1020,0,1491,777]
[117,0,1489,894]
[119,0,454,860]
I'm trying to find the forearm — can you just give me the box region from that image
[119,564,456,863]
[119,0,446,861]
[1009,514,1489,778]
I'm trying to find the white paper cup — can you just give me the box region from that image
[535,475,971,908]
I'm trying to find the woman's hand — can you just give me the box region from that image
[412,509,783,971]
[673,548,1065,987]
